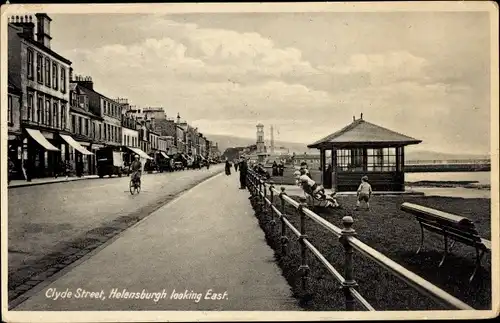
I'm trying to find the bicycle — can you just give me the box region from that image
[129,171,141,195]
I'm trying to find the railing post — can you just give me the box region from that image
[269,182,276,227]
[297,196,310,297]
[263,183,268,214]
[279,187,288,255]
[339,215,358,311]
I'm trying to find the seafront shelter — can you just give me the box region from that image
[307,115,422,192]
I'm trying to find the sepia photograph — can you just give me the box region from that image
[1,1,498,322]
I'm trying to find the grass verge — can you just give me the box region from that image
[249,190,491,310]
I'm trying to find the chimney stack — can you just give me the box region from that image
[353,116,356,121]
[360,113,363,120]
[75,75,94,90]
[10,15,35,40]
[35,13,52,48]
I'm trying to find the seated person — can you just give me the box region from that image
[299,162,310,177]
[294,170,339,208]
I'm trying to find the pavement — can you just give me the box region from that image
[7,166,225,301]
[11,171,300,311]
[8,174,100,188]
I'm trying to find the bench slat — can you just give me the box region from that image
[420,223,481,245]
[417,217,480,237]
[401,202,473,227]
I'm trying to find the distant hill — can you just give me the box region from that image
[205,134,315,155]
[205,133,490,161]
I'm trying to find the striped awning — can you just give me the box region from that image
[26,128,59,151]
[126,146,153,160]
[160,151,170,159]
[60,134,93,155]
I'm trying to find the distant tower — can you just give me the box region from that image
[270,125,275,154]
[256,124,265,154]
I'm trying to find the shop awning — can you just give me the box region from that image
[26,128,59,151]
[60,134,93,155]
[198,155,206,161]
[127,146,153,160]
[160,151,170,159]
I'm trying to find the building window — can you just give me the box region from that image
[60,67,66,93]
[45,99,51,126]
[37,94,43,124]
[85,119,89,136]
[104,124,107,140]
[79,117,83,135]
[93,123,96,139]
[7,95,12,124]
[61,104,66,130]
[27,48,34,80]
[99,124,102,140]
[45,57,51,87]
[53,101,59,128]
[52,62,58,90]
[72,115,76,133]
[27,92,34,121]
[367,148,397,172]
[36,54,43,84]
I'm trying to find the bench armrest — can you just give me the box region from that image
[480,238,491,250]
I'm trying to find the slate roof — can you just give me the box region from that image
[308,118,422,149]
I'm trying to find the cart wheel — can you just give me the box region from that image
[135,182,141,194]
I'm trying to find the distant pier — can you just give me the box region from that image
[405,159,491,172]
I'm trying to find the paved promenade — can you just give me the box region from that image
[12,172,300,311]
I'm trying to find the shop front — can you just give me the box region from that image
[24,128,61,179]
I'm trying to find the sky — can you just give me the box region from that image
[49,10,492,154]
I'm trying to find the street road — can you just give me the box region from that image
[11,170,299,311]
[8,165,224,294]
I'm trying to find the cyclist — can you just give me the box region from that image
[130,155,142,186]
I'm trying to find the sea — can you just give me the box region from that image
[405,171,491,186]
[405,171,491,199]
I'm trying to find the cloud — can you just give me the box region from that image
[58,15,490,155]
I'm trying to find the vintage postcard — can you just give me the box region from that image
[1,1,498,322]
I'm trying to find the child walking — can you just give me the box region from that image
[356,175,372,210]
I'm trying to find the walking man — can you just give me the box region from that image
[239,157,248,189]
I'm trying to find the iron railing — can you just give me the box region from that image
[246,169,474,311]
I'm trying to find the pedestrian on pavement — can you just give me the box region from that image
[278,161,284,176]
[8,157,15,184]
[356,175,372,211]
[239,157,248,189]
[234,160,239,172]
[272,161,278,176]
[225,159,232,176]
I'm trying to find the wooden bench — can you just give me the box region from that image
[400,202,491,283]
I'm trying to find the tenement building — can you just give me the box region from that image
[8,13,72,179]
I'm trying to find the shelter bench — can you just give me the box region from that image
[400,202,491,283]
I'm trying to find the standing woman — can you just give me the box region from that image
[225,159,232,175]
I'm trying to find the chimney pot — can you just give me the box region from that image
[353,116,355,121]
[360,113,363,120]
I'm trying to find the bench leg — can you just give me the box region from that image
[469,248,486,283]
[448,240,456,253]
[438,234,448,268]
[416,222,425,255]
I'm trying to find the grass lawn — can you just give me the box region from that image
[250,191,491,311]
